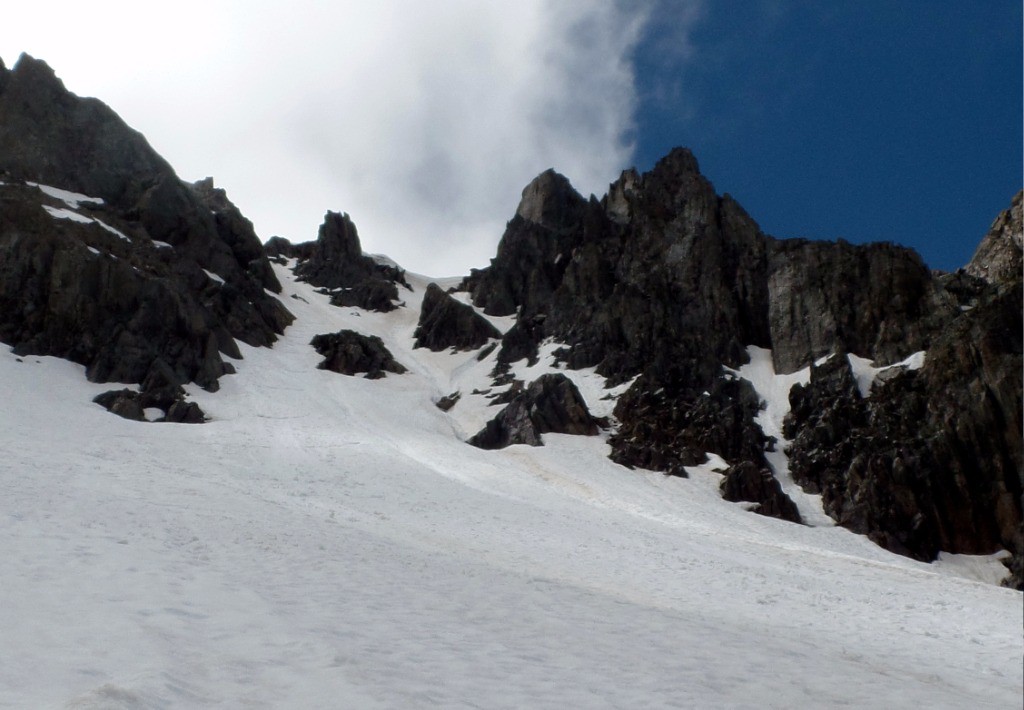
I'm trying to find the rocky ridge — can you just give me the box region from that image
[0,54,292,412]
[1,54,1019,586]
[290,211,410,312]
[459,148,1022,583]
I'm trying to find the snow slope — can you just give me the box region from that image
[1,265,1020,709]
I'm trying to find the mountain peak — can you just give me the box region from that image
[966,189,1023,287]
[654,146,701,175]
[514,168,585,227]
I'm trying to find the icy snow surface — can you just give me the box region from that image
[847,351,926,398]
[28,181,106,209]
[202,269,226,286]
[41,204,132,244]
[42,204,94,224]
[725,347,835,527]
[1,267,1020,709]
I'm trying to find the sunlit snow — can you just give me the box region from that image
[725,347,833,526]
[28,181,106,209]
[0,266,1019,709]
[42,204,94,224]
[202,269,226,285]
[847,351,926,398]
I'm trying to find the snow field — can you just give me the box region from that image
[0,264,1020,708]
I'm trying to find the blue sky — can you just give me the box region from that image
[633,1,1022,271]
[2,2,1020,275]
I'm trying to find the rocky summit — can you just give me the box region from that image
[1,55,1021,588]
[461,147,1022,584]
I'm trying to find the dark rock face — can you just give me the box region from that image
[468,373,601,449]
[720,461,802,524]
[767,240,941,373]
[264,236,315,262]
[294,212,409,312]
[414,283,501,351]
[311,330,407,379]
[0,55,293,402]
[609,376,768,477]
[464,146,1022,577]
[785,286,1023,566]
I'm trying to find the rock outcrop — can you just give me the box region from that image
[294,212,409,312]
[468,373,601,449]
[608,376,768,478]
[785,286,1023,571]
[0,55,293,405]
[311,330,407,379]
[460,147,1022,580]
[414,283,501,351]
[965,190,1023,289]
[720,461,802,524]
[766,240,942,373]
[93,387,206,423]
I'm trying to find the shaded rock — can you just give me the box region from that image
[609,374,768,476]
[1003,540,1024,591]
[311,330,406,379]
[468,373,601,449]
[264,236,315,262]
[165,399,206,424]
[784,288,1023,563]
[295,212,409,312]
[93,389,146,421]
[467,149,770,390]
[720,461,803,524]
[461,170,589,319]
[414,283,502,351]
[0,54,292,401]
[436,392,461,411]
[767,240,939,373]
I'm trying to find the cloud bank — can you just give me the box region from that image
[3,1,671,276]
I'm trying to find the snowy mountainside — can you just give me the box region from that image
[2,260,1021,708]
[1,52,1022,708]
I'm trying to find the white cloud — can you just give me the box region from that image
[0,1,687,276]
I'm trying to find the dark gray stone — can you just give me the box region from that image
[0,54,292,405]
[311,330,407,379]
[294,212,409,312]
[414,283,501,352]
[469,373,601,449]
[720,461,803,524]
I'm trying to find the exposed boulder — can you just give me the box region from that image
[435,392,461,411]
[468,373,601,449]
[720,461,802,524]
[294,212,409,312]
[93,389,146,421]
[311,330,407,379]
[0,54,292,403]
[93,386,206,423]
[414,283,501,351]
